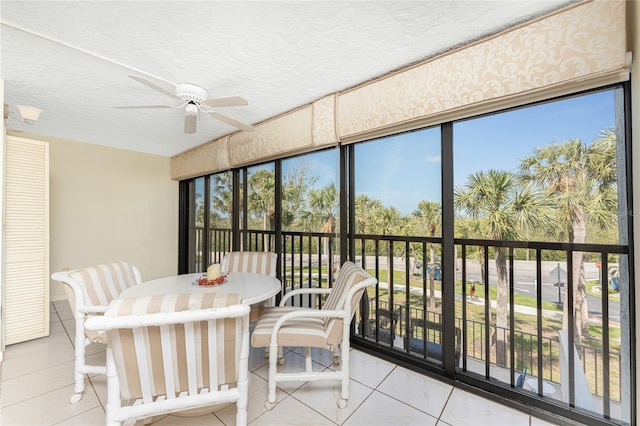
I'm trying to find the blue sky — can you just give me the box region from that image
[356,89,616,214]
[270,89,616,215]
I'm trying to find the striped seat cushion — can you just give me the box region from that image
[105,293,243,400]
[251,307,327,348]
[66,260,139,343]
[251,261,368,349]
[223,251,277,277]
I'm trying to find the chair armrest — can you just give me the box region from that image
[79,305,109,315]
[269,276,376,347]
[132,265,143,284]
[279,287,332,307]
[52,271,89,316]
[51,271,70,281]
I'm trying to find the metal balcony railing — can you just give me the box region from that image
[188,227,628,409]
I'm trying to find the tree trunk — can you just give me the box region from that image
[429,242,436,309]
[322,218,335,274]
[565,210,590,340]
[262,211,270,251]
[386,243,393,299]
[494,247,508,366]
[479,247,486,285]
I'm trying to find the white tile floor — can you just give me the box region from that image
[0,300,558,426]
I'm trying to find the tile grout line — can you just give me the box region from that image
[369,364,441,423]
[436,385,455,423]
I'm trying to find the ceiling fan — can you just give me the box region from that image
[113,75,254,134]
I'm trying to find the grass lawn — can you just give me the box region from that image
[586,279,620,301]
[284,266,619,313]
[368,268,561,311]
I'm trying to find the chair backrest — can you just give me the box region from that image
[66,260,141,307]
[222,251,278,277]
[322,261,376,346]
[101,293,248,401]
[54,260,141,342]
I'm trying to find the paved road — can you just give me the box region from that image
[286,254,620,322]
[456,259,620,322]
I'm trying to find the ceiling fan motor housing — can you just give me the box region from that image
[175,83,209,104]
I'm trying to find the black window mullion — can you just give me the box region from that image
[202,177,211,271]
[178,180,189,274]
[441,122,456,375]
[232,168,241,251]
[241,168,248,250]
[275,160,282,279]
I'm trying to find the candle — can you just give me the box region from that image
[207,263,221,280]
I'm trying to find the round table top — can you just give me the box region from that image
[119,272,281,305]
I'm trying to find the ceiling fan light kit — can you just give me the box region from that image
[184,103,199,116]
[16,105,43,124]
[114,75,254,134]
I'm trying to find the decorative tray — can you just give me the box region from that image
[192,274,228,286]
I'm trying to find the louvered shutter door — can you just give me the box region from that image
[4,136,50,345]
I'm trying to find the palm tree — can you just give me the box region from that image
[297,183,339,266]
[412,200,441,308]
[211,172,233,227]
[455,216,487,285]
[248,168,275,230]
[455,169,550,365]
[519,133,617,339]
[354,195,383,234]
[282,163,317,230]
[367,205,406,291]
[354,195,383,263]
[248,168,275,250]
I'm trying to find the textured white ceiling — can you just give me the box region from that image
[1,1,572,157]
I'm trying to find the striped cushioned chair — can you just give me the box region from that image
[85,293,251,426]
[221,251,278,320]
[251,261,377,410]
[221,251,278,277]
[51,260,142,403]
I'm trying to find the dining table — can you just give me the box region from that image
[119,271,281,305]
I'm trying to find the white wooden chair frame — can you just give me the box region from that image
[263,275,377,410]
[85,301,251,426]
[51,264,142,403]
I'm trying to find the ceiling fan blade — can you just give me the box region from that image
[184,114,197,134]
[112,104,173,109]
[203,96,248,108]
[208,112,254,132]
[128,75,179,100]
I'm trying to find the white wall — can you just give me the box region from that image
[9,132,179,301]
